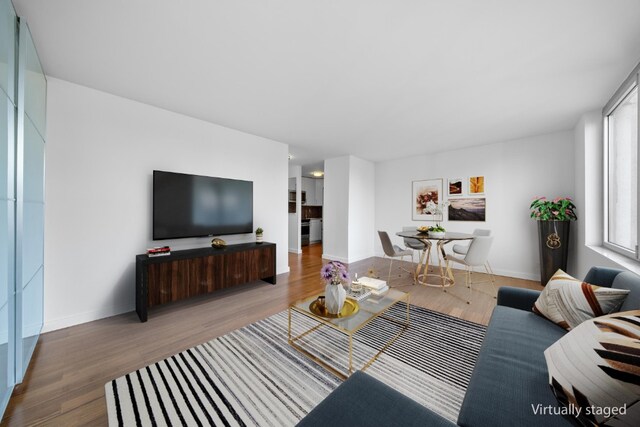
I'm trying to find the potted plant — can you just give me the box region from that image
[530,196,577,285]
[428,225,446,238]
[320,261,350,314]
[255,227,264,244]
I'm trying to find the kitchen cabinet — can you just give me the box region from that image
[302,177,323,205]
[310,219,322,242]
[301,177,315,205]
[288,177,296,213]
[315,179,323,205]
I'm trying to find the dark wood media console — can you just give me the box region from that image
[135,242,276,322]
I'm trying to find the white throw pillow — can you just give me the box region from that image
[544,310,640,426]
[533,269,629,330]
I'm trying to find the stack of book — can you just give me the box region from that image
[358,276,389,295]
[147,246,171,257]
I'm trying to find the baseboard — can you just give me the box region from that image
[42,305,129,333]
[322,253,375,264]
[42,271,292,333]
[445,265,540,281]
[322,253,349,263]
[346,253,375,263]
[373,253,540,282]
[288,248,302,254]
[436,264,540,282]
[490,268,540,282]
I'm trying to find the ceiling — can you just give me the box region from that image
[14,0,640,164]
[301,162,324,178]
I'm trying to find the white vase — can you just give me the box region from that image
[325,283,346,314]
[256,234,263,243]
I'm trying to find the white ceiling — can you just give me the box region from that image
[14,0,640,164]
[301,162,324,178]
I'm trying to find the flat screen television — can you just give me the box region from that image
[153,170,253,240]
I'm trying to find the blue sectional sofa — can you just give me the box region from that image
[297,267,640,427]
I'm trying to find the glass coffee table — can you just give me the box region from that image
[288,289,410,379]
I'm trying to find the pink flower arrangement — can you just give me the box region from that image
[530,196,577,221]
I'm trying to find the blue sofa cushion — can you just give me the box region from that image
[297,371,455,427]
[457,306,571,427]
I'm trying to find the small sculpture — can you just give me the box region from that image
[211,238,227,248]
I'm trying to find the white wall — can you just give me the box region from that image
[571,111,635,279]
[348,156,375,262]
[375,131,575,280]
[323,156,350,262]
[44,78,289,332]
[323,156,376,263]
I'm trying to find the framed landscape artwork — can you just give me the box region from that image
[412,179,443,221]
[448,178,463,196]
[469,176,485,195]
[448,198,486,221]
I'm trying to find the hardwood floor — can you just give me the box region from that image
[1,243,542,426]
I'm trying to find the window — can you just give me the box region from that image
[604,65,639,259]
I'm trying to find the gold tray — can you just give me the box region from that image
[309,297,359,319]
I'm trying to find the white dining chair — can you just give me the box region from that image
[444,236,497,303]
[452,229,494,276]
[378,231,413,285]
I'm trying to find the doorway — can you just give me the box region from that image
[288,159,324,268]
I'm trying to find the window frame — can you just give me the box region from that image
[603,63,640,260]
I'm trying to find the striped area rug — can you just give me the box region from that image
[105,304,485,426]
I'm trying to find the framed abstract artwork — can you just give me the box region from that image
[448,198,486,221]
[448,178,463,196]
[412,179,443,221]
[469,176,485,195]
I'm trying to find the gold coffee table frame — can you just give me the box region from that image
[288,289,410,380]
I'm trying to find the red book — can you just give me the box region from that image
[147,246,171,254]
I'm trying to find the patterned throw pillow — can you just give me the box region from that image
[544,310,640,426]
[533,270,629,330]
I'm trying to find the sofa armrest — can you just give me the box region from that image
[497,287,541,311]
[583,266,623,288]
[297,371,455,427]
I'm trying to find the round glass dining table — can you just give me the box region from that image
[396,231,473,287]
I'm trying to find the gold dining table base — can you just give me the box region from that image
[397,231,473,290]
[414,239,456,288]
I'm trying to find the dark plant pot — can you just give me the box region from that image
[537,220,570,286]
